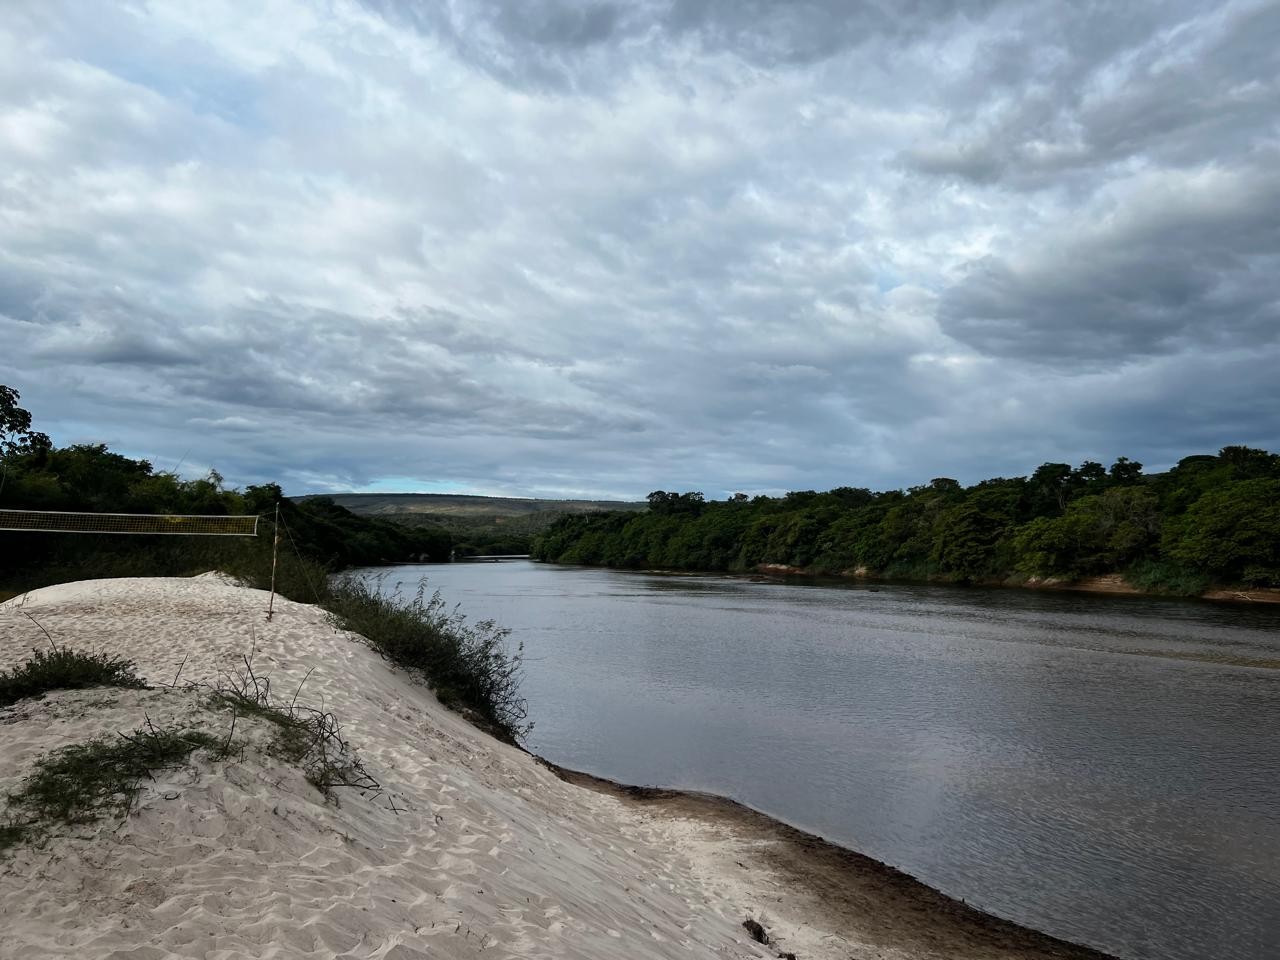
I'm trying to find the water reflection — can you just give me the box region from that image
[362,561,1280,960]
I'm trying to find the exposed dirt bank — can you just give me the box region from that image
[751,565,1280,605]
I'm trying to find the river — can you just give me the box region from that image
[360,560,1280,960]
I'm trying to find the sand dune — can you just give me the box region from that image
[1,577,1111,960]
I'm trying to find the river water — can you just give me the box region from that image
[361,560,1280,960]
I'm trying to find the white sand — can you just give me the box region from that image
[0,576,799,960]
[1,576,1110,960]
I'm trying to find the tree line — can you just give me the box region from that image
[0,386,452,598]
[532,449,1280,594]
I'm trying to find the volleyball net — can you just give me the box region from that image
[0,509,260,537]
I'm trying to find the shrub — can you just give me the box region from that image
[1124,559,1209,597]
[209,655,379,801]
[0,648,148,708]
[324,576,530,744]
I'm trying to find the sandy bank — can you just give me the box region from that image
[2,576,1113,959]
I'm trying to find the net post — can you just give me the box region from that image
[267,502,280,621]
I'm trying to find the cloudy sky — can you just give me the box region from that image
[3,1,1277,499]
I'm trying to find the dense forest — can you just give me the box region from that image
[533,449,1280,594]
[0,386,451,599]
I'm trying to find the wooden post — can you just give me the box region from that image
[267,502,280,621]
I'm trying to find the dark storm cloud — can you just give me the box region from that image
[938,159,1280,362]
[490,2,624,49]
[900,1,1280,187]
[658,0,1016,64]
[2,0,1278,497]
[364,0,1009,88]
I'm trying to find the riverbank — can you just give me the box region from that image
[543,763,1114,960]
[751,564,1280,604]
[1,576,1114,959]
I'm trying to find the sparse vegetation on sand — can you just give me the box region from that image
[324,575,530,744]
[0,722,220,853]
[0,633,386,855]
[207,655,380,801]
[0,647,148,708]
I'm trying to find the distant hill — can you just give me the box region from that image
[296,493,647,557]
[308,493,646,518]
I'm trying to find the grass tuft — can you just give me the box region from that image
[1,723,218,853]
[0,648,148,708]
[324,575,530,744]
[0,649,383,855]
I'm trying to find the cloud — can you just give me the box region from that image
[1,0,1277,499]
[938,160,1280,362]
[896,2,1280,184]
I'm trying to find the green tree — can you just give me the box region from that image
[1108,456,1143,485]
[1013,488,1161,577]
[1163,479,1280,585]
[0,385,51,456]
[930,485,1021,581]
[1217,446,1280,479]
[1029,462,1074,514]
